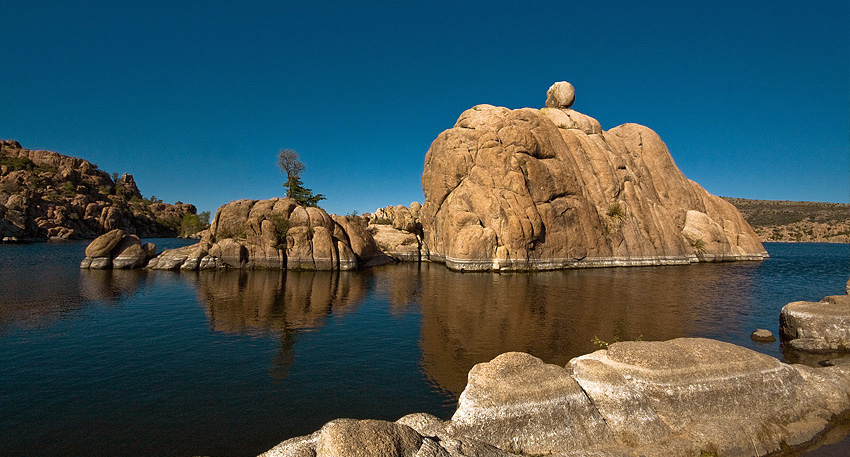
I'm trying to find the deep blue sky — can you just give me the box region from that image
[2,1,848,215]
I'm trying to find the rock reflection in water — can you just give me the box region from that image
[413,262,760,395]
[80,269,146,302]
[0,258,145,330]
[191,269,370,377]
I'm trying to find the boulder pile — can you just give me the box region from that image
[1,140,197,240]
[80,229,157,269]
[146,198,385,271]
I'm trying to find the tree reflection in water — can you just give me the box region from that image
[191,269,371,378]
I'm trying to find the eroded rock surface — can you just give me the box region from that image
[80,229,157,269]
[147,198,382,271]
[419,84,767,270]
[781,285,850,352]
[258,338,850,457]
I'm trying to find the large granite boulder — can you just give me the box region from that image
[419,83,767,271]
[781,288,850,352]
[148,198,377,271]
[81,229,157,269]
[257,338,850,457]
[450,351,611,454]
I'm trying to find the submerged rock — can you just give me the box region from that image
[751,328,777,342]
[419,83,767,271]
[257,337,850,457]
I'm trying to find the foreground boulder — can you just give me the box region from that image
[147,198,381,271]
[258,338,850,457]
[781,283,850,352]
[419,82,767,270]
[80,229,157,269]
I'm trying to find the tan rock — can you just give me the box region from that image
[420,84,767,271]
[781,293,850,351]
[570,338,843,456]
[368,224,421,262]
[315,419,423,457]
[111,235,146,269]
[545,81,576,109]
[84,229,126,257]
[142,243,157,258]
[451,352,612,454]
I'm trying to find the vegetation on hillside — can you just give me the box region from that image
[723,197,850,243]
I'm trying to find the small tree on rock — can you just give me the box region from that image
[277,148,325,207]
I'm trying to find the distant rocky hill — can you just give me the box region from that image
[723,197,850,243]
[1,140,200,241]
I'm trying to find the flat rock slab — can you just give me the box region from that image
[781,295,850,351]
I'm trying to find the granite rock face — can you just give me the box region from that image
[258,338,850,457]
[451,352,612,454]
[147,198,380,271]
[781,284,850,352]
[80,229,157,269]
[419,84,767,271]
[367,204,426,262]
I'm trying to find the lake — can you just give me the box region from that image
[1,241,848,456]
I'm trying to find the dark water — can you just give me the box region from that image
[0,241,848,457]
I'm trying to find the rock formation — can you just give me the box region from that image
[0,140,198,241]
[146,198,383,271]
[258,338,850,457]
[419,82,767,270]
[367,204,425,262]
[781,281,850,352]
[80,229,158,269]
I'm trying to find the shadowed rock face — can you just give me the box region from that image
[258,338,850,457]
[420,85,767,271]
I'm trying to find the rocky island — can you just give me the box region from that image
[115,82,766,272]
[420,82,766,270]
[1,140,199,241]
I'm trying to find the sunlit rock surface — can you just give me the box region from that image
[258,338,850,457]
[781,282,850,352]
[419,83,767,271]
[80,229,157,269]
[147,198,381,271]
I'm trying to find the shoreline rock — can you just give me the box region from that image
[781,287,850,352]
[258,337,850,457]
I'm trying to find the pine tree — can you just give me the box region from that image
[277,149,325,207]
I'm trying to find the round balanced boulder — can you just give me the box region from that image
[545,81,576,108]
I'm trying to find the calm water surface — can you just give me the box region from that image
[1,241,848,456]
